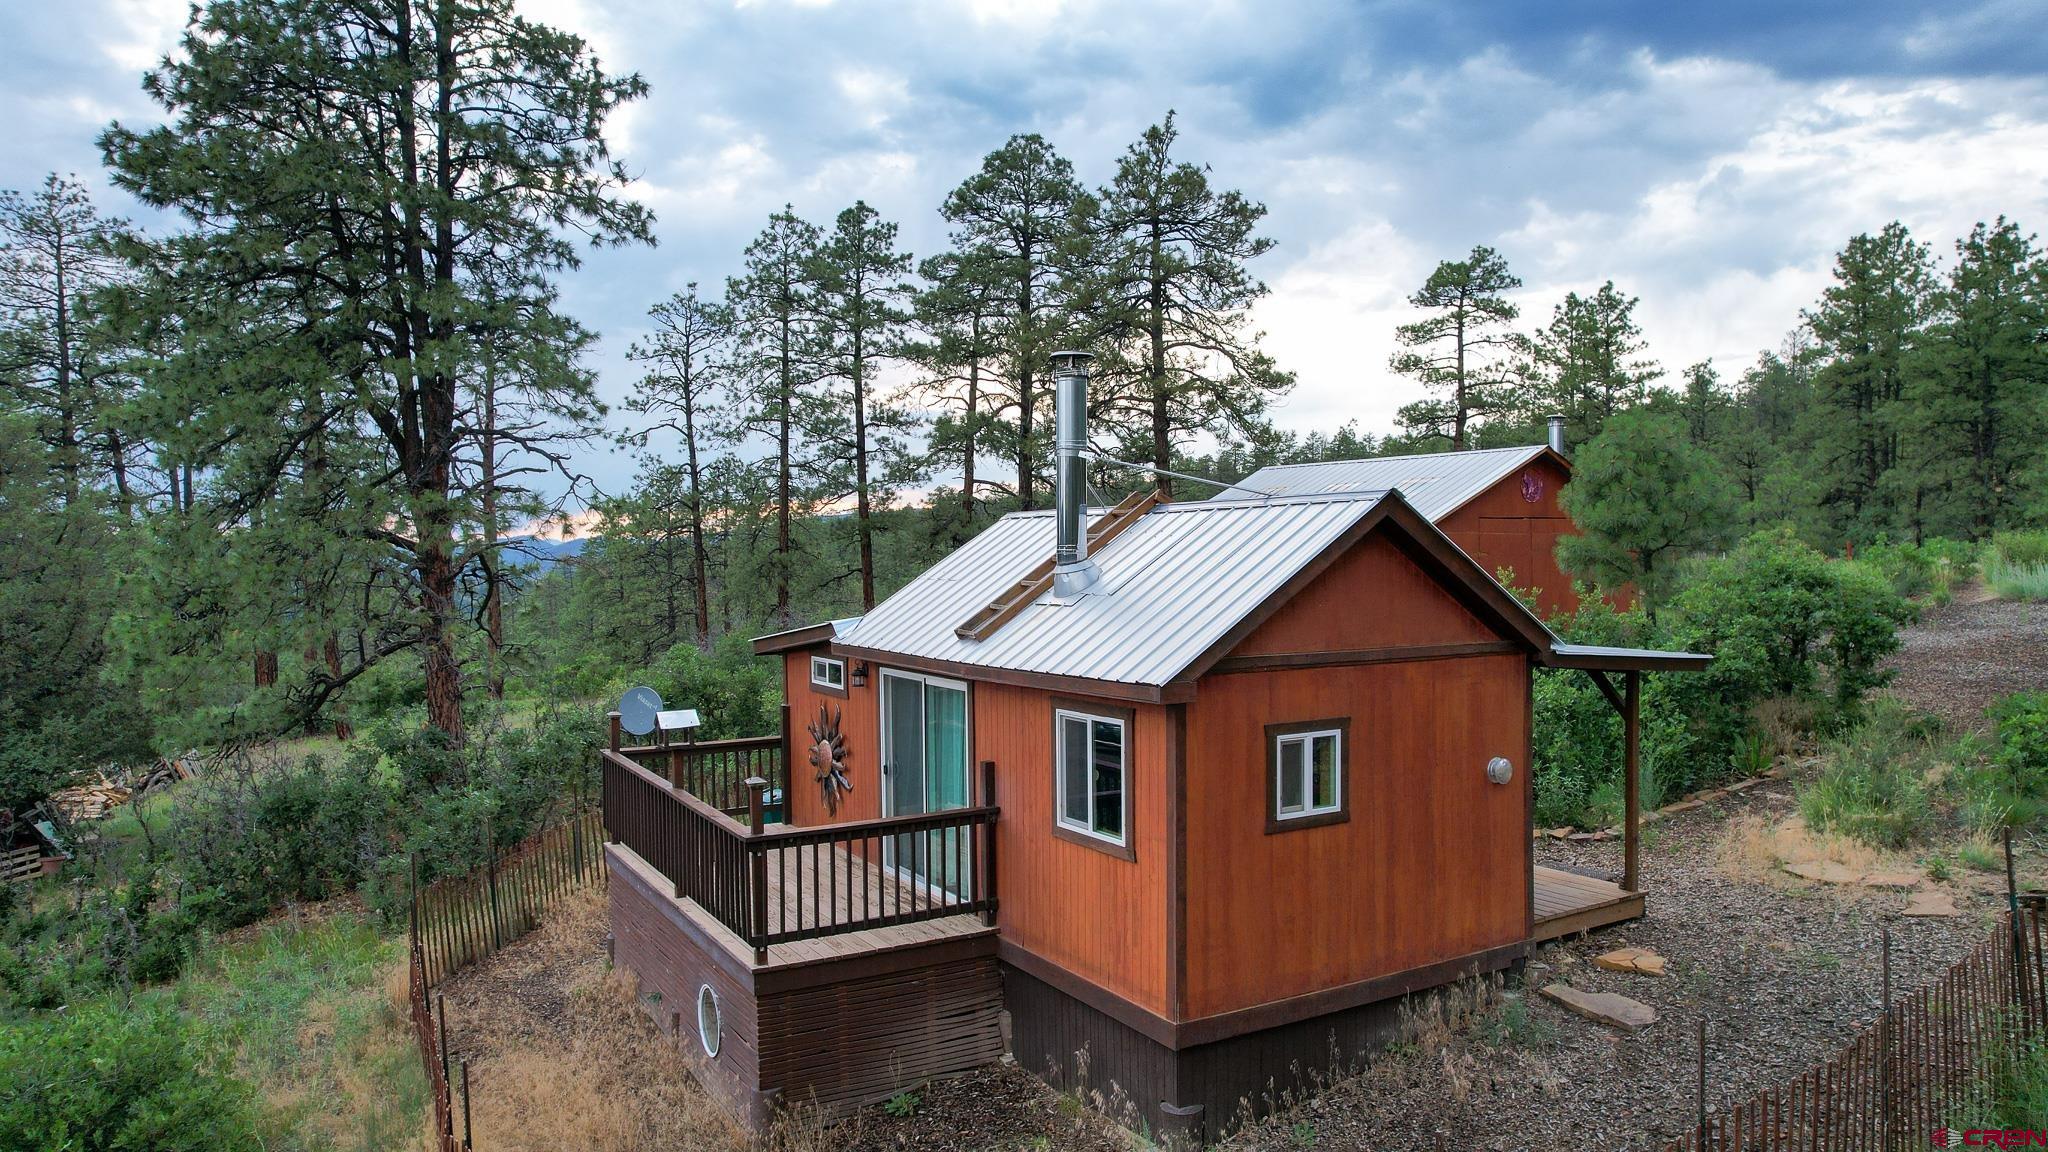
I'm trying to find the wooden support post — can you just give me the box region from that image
[778,703,793,796]
[1623,670,1641,894]
[667,746,685,791]
[746,776,769,966]
[607,711,621,754]
[979,760,998,927]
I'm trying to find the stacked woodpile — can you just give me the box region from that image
[45,779,131,823]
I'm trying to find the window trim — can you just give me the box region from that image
[1265,718,1351,833]
[808,653,848,697]
[1050,697,1136,861]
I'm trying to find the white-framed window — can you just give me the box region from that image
[809,655,846,692]
[1273,727,1344,822]
[1055,708,1127,848]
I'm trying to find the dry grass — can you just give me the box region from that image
[449,885,841,1152]
[1716,811,1883,883]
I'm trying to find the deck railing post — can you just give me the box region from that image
[667,745,685,791]
[607,711,621,754]
[746,776,769,965]
[979,760,998,927]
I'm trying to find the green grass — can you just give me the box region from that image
[1986,554,2048,602]
[1798,701,1939,849]
[1983,1029,2048,1126]
[148,912,426,1152]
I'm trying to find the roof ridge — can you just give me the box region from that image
[1248,443,1543,473]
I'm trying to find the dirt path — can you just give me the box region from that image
[1882,585,2048,732]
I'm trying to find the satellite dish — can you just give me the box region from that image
[618,686,664,737]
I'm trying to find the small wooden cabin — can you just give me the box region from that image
[600,358,1702,1141]
[1215,441,1584,618]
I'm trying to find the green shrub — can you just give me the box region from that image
[1798,700,1937,848]
[628,631,784,741]
[1859,537,1977,600]
[1991,530,2048,566]
[160,704,601,932]
[1959,691,2048,829]
[0,1000,260,1151]
[1663,527,1915,742]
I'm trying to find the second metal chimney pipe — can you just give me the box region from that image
[1051,350,1099,597]
[1547,414,1568,455]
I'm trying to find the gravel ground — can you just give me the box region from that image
[1882,585,2048,732]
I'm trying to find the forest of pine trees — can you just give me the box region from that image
[1,0,2045,792]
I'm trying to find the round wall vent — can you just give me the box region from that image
[696,984,722,1058]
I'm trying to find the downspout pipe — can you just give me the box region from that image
[1051,351,1100,597]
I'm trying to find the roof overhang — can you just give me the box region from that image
[830,642,1196,705]
[752,621,841,655]
[1541,643,1712,673]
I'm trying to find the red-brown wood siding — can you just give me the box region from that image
[1183,524,1532,1019]
[1437,454,1580,618]
[783,650,881,827]
[975,682,1172,1016]
[1231,534,1499,655]
[1184,656,1529,1018]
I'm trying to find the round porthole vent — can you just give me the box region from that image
[1486,756,1515,785]
[696,984,722,1058]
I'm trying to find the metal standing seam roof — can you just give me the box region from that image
[833,490,1407,688]
[1212,444,1553,521]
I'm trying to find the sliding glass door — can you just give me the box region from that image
[879,670,970,898]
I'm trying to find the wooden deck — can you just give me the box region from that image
[1532,865,1644,942]
[609,838,992,973]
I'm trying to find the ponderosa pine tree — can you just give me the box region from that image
[910,246,1007,539]
[626,284,735,640]
[1071,113,1291,495]
[1677,361,1732,447]
[727,208,821,624]
[1910,217,2047,536]
[1557,407,1737,619]
[0,174,136,508]
[1801,222,1936,542]
[1389,245,1524,451]
[808,202,916,610]
[102,0,650,743]
[941,136,1082,510]
[1522,281,1661,443]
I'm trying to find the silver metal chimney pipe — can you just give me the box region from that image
[1051,351,1100,597]
[1547,414,1567,455]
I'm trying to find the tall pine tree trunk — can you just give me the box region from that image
[1148,228,1171,497]
[684,378,711,639]
[962,329,980,541]
[1016,272,1036,509]
[853,327,875,609]
[775,318,793,620]
[481,357,505,700]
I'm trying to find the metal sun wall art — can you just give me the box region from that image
[808,704,855,816]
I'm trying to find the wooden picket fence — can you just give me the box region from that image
[408,935,472,1152]
[1666,906,2046,1151]
[411,809,604,986]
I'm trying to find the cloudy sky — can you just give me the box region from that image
[5,0,2047,503]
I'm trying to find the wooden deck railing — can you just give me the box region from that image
[611,705,789,815]
[601,747,998,961]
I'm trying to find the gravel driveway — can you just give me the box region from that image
[1225,778,2033,1152]
[1883,588,2048,733]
